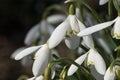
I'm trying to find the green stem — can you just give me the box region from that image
[42,4,68,19]
[113,0,120,12]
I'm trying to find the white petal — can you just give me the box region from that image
[11,47,26,59]
[88,48,106,75]
[112,17,120,39]
[24,23,40,45]
[76,8,80,19]
[67,53,88,76]
[47,14,66,24]
[69,15,80,32]
[65,34,80,49]
[77,18,117,37]
[15,46,41,60]
[32,44,50,76]
[104,67,116,80]
[82,35,94,48]
[35,75,44,80]
[77,18,86,31]
[99,0,108,5]
[27,77,35,80]
[48,19,69,49]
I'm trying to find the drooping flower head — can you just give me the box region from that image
[48,4,87,49]
[15,44,51,78]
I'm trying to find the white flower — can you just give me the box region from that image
[11,47,33,66]
[24,23,40,45]
[15,44,51,77]
[48,14,86,49]
[99,0,108,5]
[32,44,50,76]
[47,14,66,24]
[67,48,106,76]
[104,67,116,80]
[77,16,120,39]
[104,65,120,80]
[24,20,54,45]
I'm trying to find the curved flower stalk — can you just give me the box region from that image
[77,16,120,39]
[15,44,51,78]
[104,65,120,80]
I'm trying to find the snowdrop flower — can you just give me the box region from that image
[68,48,106,76]
[104,65,120,80]
[48,4,86,49]
[78,16,120,39]
[15,44,51,77]
[46,14,67,24]
[24,20,54,45]
[68,33,106,76]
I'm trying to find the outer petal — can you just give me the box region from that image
[69,15,80,32]
[47,14,66,24]
[48,19,69,49]
[67,53,88,76]
[77,18,117,37]
[77,18,86,31]
[32,44,50,76]
[24,23,40,45]
[11,47,26,59]
[104,67,116,80]
[88,48,106,75]
[27,77,35,80]
[112,17,120,39]
[15,46,41,60]
[65,34,80,49]
[36,75,44,80]
[75,8,80,20]
[99,0,108,5]
[82,35,94,48]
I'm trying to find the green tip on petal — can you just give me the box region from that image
[113,33,120,39]
[69,4,75,15]
[87,61,94,67]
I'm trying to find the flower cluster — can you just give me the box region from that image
[12,0,120,80]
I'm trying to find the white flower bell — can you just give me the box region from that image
[67,48,106,76]
[48,4,87,49]
[15,44,51,77]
